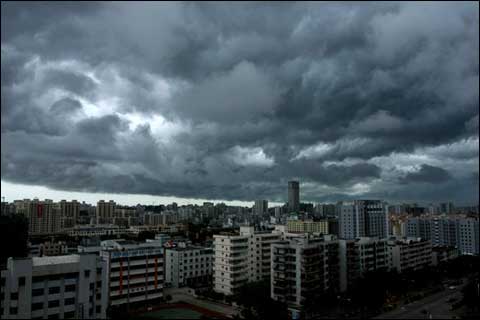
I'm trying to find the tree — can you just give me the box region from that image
[232,280,289,320]
[0,214,29,265]
[462,276,480,312]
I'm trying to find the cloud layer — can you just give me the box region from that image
[1,2,478,204]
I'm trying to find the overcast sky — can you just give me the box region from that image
[1,1,478,206]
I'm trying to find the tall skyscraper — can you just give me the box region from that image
[288,181,300,213]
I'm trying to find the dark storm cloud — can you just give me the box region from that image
[1,1,478,204]
[400,164,452,184]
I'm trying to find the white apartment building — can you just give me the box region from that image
[1,254,108,319]
[213,226,281,295]
[100,240,164,307]
[388,237,433,273]
[165,244,213,288]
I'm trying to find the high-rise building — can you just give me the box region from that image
[1,254,108,319]
[96,200,116,224]
[406,216,479,255]
[213,226,281,295]
[338,237,390,292]
[254,200,268,216]
[59,200,79,229]
[18,199,61,235]
[271,235,340,309]
[288,181,300,213]
[339,200,388,239]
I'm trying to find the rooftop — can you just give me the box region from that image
[32,255,80,266]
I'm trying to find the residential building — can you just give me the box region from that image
[339,200,388,239]
[338,237,389,292]
[165,243,213,288]
[406,216,479,255]
[271,235,340,309]
[96,200,116,225]
[59,200,80,230]
[388,237,433,273]
[19,199,61,235]
[0,254,107,319]
[213,226,281,295]
[287,220,329,234]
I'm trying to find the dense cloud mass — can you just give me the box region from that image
[1,1,479,204]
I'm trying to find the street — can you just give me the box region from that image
[374,285,464,319]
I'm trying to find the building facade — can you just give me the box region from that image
[287,220,329,234]
[338,237,390,292]
[213,226,281,295]
[165,244,213,288]
[388,237,433,273]
[288,181,300,213]
[96,201,116,225]
[339,200,388,240]
[406,216,479,255]
[271,235,340,309]
[100,240,164,307]
[1,254,107,319]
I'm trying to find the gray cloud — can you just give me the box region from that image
[400,164,452,184]
[1,2,478,204]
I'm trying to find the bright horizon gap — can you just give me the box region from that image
[0,180,285,207]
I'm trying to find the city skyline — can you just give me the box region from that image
[1,2,479,206]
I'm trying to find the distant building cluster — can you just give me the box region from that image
[0,180,478,318]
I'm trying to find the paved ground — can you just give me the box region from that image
[164,288,241,318]
[374,285,464,319]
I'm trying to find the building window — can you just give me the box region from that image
[48,314,59,319]
[96,306,101,313]
[10,307,18,315]
[66,285,78,293]
[48,300,60,308]
[32,302,44,311]
[84,270,90,277]
[48,287,60,294]
[65,297,75,305]
[64,311,75,319]
[10,292,18,300]
[32,288,44,296]
[18,277,26,286]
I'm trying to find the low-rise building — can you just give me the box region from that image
[1,254,107,319]
[100,240,164,307]
[287,220,329,234]
[165,243,213,288]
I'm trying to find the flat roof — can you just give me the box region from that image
[32,255,80,266]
